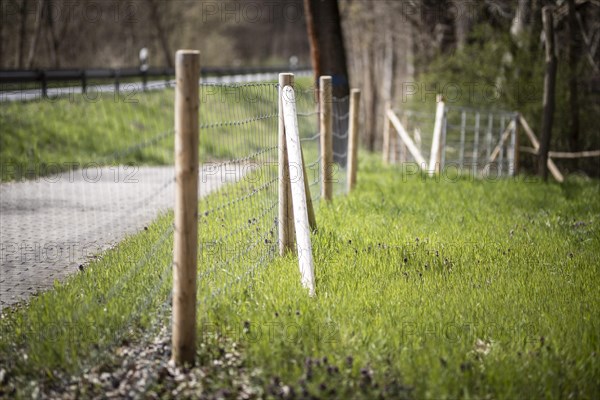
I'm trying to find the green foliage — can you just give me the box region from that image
[412,22,600,175]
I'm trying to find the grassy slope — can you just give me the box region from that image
[0,79,320,181]
[208,156,600,399]
[1,155,598,398]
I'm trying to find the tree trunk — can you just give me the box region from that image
[26,0,44,68]
[19,0,28,68]
[147,0,173,68]
[510,0,529,45]
[538,7,557,182]
[303,0,350,97]
[46,0,60,68]
[567,0,580,166]
[454,0,472,50]
[304,0,351,164]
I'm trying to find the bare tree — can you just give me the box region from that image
[26,0,44,68]
[19,0,28,67]
[538,6,557,182]
[567,0,580,159]
[147,0,173,68]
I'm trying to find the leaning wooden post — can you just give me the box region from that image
[320,76,333,201]
[279,73,296,255]
[382,101,391,164]
[172,50,200,366]
[282,85,316,295]
[347,89,361,192]
[538,6,557,182]
[301,146,317,232]
[428,94,445,175]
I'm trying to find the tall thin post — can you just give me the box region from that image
[458,110,466,166]
[301,146,317,231]
[485,113,494,161]
[428,94,445,175]
[539,6,557,182]
[347,89,361,192]
[513,114,520,176]
[498,115,506,175]
[382,101,391,164]
[279,73,296,255]
[320,76,333,201]
[282,85,316,295]
[440,108,448,170]
[400,114,409,163]
[472,112,481,176]
[172,50,200,366]
[390,116,398,164]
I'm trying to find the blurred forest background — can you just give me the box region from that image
[1,0,599,174]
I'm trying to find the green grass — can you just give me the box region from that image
[1,154,598,398]
[0,77,319,181]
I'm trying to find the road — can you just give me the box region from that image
[0,165,238,308]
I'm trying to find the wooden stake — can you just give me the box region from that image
[512,115,520,176]
[519,115,564,182]
[387,109,427,167]
[282,85,316,295]
[172,50,200,366]
[279,73,296,255]
[428,94,445,175]
[390,115,398,164]
[320,76,333,201]
[347,89,361,192]
[301,146,317,231]
[382,101,391,164]
[489,120,516,162]
[458,111,466,166]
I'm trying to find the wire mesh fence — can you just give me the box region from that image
[0,81,177,308]
[444,106,517,177]
[391,105,517,178]
[0,70,346,367]
[295,86,350,202]
[196,82,280,307]
[0,69,359,380]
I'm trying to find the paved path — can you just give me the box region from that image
[0,165,236,309]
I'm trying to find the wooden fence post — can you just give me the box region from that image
[382,101,391,164]
[428,94,445,175]
[512,114,520,176]
[279,73,296,255]
[282,85,316,295]
[320,76,333,201]
[347,89,361,192]
[301,146,317,231]
[172,50,200,366]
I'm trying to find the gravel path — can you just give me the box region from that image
[0,165,235,309]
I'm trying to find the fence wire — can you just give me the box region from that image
[0,81,180,380]
[1,75,353,384]
[296,88,350,202]
[392,106,517,177]
[196,82,279,306]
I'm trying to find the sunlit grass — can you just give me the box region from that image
[1,154,598,398]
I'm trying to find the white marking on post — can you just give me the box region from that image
[281,85,316,295]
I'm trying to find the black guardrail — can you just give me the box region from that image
[0,65,312,96]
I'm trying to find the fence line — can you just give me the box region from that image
[1,50,365,372]
[385,102,519,178]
